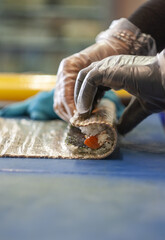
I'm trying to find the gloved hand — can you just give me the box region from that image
[54,18,156,121]
[74,50,165,135]
[0,90,60,120]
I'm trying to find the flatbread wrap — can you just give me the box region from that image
[65,99,118,159]
[0,99,118,159]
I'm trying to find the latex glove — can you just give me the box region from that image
[54,18,156,121]
[74,50,165,135]
[0,90,60,120]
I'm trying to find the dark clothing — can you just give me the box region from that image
[129,0,165,52]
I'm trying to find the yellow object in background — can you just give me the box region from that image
[0,73,56,101]
[0,73,130,101]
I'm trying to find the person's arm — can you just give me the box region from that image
[129,0,165,52]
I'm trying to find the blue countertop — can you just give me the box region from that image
[0,114,165,240]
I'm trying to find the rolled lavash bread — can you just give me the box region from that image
[65,99,118,159]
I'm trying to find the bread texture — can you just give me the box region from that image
[65,99,118,159]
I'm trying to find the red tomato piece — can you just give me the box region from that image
[84,135,101,149]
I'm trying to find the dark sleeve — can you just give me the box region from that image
[128,0,165,52]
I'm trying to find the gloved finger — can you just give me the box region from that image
[54,85,69,121]
[63,80,76,119]
[55,96,73,122]
[74,65,94,104]
[54,102,69,122]
[117,97,150,135]
[63,100,74,121]
[76,69,101,117]
[0,99,31,117]
[54,78,75,122]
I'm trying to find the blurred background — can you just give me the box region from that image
[0,0,146,74]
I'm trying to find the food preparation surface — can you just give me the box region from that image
[0,113,165,240]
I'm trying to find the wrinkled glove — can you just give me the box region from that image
[0,90,60,120]
[54,18,156,121]
[0,89,124,120]
[74,50,165,135]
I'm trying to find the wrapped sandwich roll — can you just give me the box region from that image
[65,99,118,159]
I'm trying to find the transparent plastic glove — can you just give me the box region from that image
[0,89,60,120]
[54,18,156,121]
[75,50,165,135]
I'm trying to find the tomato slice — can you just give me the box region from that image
[84,135,101,149]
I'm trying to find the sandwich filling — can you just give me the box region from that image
[65,123,114,154]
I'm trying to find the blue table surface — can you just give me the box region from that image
[0,114,165,240]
